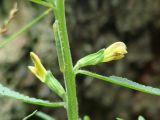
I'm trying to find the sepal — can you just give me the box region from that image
[74,49,105,70]
[45,71,66,99]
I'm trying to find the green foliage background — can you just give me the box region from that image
[0,0,160,120]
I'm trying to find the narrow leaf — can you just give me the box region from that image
[22,110,37,120]
[0,9,51,48]
[36,111,55,120]
[0,84,64,107]
[30,0,53,8]
[77,70,160,96]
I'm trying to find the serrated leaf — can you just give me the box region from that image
[109,76,160,96]
[0,84,64,107]
[77,70,160,96]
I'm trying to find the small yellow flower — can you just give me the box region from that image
[103,42,127,62]
[28,52,47,82]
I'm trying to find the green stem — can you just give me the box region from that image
[36,102,65,108]
[23,110,37,120]
[36,111,55,120]
[53,1,78,120]
[0,8,51,48]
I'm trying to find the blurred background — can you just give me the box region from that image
[0,0,160,120]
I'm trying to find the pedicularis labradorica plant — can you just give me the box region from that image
[0,0,160,120]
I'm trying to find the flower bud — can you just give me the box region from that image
[28,52,65,99]
[103,42,127,62]
[74,42,127,71]
[28,52,47,82]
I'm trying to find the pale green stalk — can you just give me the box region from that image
[52,0,79,120]
[0,8,51,48]
[36,111,55,120]
[22,110,37,120]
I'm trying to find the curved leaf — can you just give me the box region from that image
[77,70,160,96]
[0,84,64,107]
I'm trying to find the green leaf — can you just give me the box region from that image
[22,110,37,120]
[36,111,55,120]
[77,70,160,96]
[0,84,64,107]
[30,0,53,8]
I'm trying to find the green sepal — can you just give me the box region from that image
[44,71,66,99]
[74,49,105,70]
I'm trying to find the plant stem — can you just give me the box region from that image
[0,8,51,48]
[54,0,78,120]
[36,111,55,120]
[23,110,37,120]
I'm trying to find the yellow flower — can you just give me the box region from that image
[28,52,47,82]
[103,42,127,62]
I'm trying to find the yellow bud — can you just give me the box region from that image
[28,52,47,82]
[103,42,127,62]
